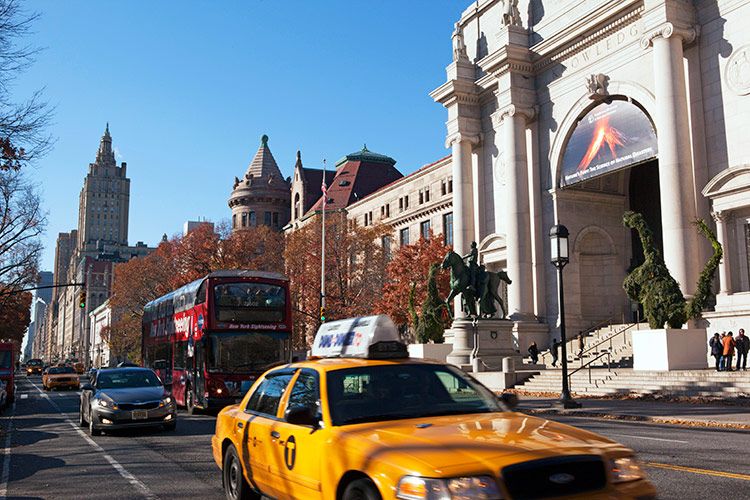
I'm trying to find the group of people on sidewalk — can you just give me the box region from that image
[709,329,749,371]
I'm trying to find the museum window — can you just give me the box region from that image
[385,203,390,217]
[419,191,424,204]
[249,211,256,226]
[421,220,431,240]
[264,211,272,226]
[382,235,392,260]
[441,180,446,196]
[400,227,410,247]
[448,178,453,193]
[273,212,279,227]
[443,213,453,247]
[241,213,247,227]
[399,198,403,211]
[232,214,237,229]
[425,189,430,202]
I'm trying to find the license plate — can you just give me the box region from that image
[132,410,148,420]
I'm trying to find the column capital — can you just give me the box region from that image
[445,132,480,149]
[711,210,730,224]
[640,22,699,49]
[495,104,536,125]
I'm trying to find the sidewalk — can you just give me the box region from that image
[518,397,750,430]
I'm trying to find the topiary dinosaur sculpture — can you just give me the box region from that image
[408,263,450,343]
[622,210,723,329]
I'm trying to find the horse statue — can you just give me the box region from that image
[441,249,512,319]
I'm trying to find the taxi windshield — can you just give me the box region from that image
[326,363,502,426]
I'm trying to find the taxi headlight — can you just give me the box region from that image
[610,457,645,483]
[160,396,173,407]
[396,475,501,500]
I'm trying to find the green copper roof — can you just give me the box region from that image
[335,144,396,168]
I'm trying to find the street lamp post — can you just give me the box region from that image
[550,224,581,409]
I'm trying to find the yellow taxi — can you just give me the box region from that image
[43,365,80,391]
[212,316,656,500]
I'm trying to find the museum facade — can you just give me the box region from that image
[431,0,750,347]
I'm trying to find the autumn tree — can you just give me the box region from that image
[376,233,451,338]
[0,289,30,349]
[107,224,285,361]
[284,212,391,349]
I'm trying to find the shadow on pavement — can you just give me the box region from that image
[7,453,65,482]
[10,429,57,448]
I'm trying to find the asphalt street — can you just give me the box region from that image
[1,374,749,499]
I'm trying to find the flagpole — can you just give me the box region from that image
[321,159,327,322]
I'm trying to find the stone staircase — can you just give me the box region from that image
[515,368,750,397]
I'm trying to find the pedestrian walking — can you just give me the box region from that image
[551,338,561,367]
[528,342,539,364]
[709,332,722,371]
[736,329,749,371]
[722,331,736,371]
[577,332,585,359]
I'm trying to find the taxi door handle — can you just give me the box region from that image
[237,422,244,429]
[270,431,280,439]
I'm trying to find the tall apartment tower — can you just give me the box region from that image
[77,124,130,251]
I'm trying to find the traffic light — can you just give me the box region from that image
[320,306,326,323]
[78,289,86,309]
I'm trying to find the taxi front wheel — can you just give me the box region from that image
[342,478,382,500]
[223,444,259,500]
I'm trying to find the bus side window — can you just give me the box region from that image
[196,281,207,306]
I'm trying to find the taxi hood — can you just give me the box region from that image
[338,412,624,476]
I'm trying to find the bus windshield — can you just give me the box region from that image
[213,283,286,323]
[206,332,283,374]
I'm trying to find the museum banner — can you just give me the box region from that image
[560,100,657,187]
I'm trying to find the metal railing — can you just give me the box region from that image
[539,318,639,366]
[538,316,614,365]
[568,350,612,385]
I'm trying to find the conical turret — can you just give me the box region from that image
[95,123,116,166]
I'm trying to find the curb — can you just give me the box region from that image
[524,408,750,431]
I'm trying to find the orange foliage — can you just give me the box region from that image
[284,212,391,349]
[375,233,451,330]
[0,290,32,347]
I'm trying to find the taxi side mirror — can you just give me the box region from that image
[81,383,94,392]
[498,392,519,411]
[285,405,319,428]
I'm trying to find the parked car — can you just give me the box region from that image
[79,367,176,436]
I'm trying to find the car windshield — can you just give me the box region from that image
[207,332,282,374]
[49,366,75,375]
[326,363,503,426]
[28,359,43,366]
[0,351,12,369]
[213,282,285,323]
[96,370,162,389]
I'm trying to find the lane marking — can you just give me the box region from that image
[0,399,16,498]
[19,394,27,399]
[607,433,688,444]
[645,462,750,481]
[28,379,159,499]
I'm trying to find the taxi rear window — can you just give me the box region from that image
[326,363,501,426]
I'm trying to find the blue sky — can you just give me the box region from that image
[18,1,468,271]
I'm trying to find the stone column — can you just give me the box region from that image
[449,133,479,317]
[501,105,535,320]
[643,23,701,296]
[712,211,731,294]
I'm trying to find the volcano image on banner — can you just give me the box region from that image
[560,100,658,187]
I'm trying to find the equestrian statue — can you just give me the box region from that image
[441,242,512,319]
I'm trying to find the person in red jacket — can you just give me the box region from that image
[721,332,736,372]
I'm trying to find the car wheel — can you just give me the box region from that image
[223,444,258,500]
[79,403,87,427]
[89,413,102,436]
[342,478,382,500]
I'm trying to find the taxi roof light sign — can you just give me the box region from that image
[311,315,407,359]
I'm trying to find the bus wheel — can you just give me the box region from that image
[186,387,197,415]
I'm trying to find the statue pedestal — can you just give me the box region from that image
[446,318,520,370]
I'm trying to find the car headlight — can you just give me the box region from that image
[160,396,173,407]
[610,457,645,483]
[396,475,501,500]
[97,398,117,409]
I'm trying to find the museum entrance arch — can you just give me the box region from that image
[556,96,660,327]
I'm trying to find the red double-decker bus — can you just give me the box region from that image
[142,270,291,413]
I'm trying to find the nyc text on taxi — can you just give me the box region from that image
[212,315,656,500]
